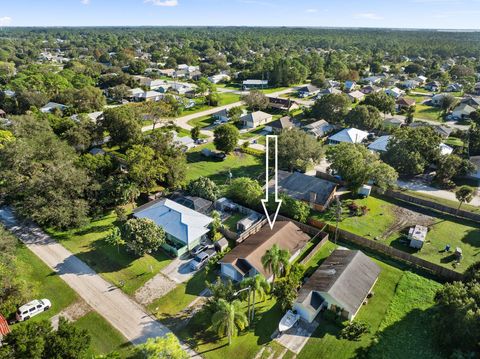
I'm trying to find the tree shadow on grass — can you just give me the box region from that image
[363,307,446,359]
[461,228,480,248]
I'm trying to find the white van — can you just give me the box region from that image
[16,299,51,322]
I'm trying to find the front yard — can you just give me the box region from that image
[47,212,173,295]
[310,194,480,272]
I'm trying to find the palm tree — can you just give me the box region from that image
[211,299,248,345]
[123,183,140,210]
[261,244,290,290]
[241,275,270,322]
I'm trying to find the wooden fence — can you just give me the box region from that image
[381,189,480,222]
[308,218,464,282]
[299,233,330,265]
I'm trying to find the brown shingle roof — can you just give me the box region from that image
[220,221,310,278]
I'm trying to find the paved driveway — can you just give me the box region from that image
[0,207,198,356]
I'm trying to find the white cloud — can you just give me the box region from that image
[81,0,91,5]
[306,9,318,13]
[145,0,179,6]
[0,17,12,26]
[354,12,383,20]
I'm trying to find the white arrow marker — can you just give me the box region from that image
[261,135,282,230]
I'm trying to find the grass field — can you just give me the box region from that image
[177,92,242,118]
[74,312,132,358]
[311,195,480,272]
[186,143,264,184]
[218,92,242,105]
[260,87,290,94]
[406,95,444,122]
[13,239,130,357]
[298,258,444,359]
[368,272,443,359]
[13,244,78,322]
[47,212,173,295]
[188,115,216,129]
[148,269,216,320]
[402,189,480,214]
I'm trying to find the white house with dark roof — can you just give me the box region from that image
[133,199,213,257]
[293,249,380,322]
[328,128,369,145]
[240,111,272,129]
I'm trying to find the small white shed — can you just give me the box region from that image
[408,225,428,249]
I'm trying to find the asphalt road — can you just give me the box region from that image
[0,207,198,356]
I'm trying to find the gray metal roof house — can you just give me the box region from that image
[272,171,337,212]
[293,249,380,322]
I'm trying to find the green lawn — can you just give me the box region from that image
[47,212,173,295]
[444,136,465,147]
[13,241,133,358]
[405,95,444,122]
[13,244,78,322]
[414,103,443,121]
[368,272,444,359]
[260,87,290,94]
[176,297,285,359]
[222,213,246,232]
[148,269,216,320]
[74,312,132,358]
[186,143,264,184]
[298,259,444,359]
[402,189,480,214]
[218,92,242,106]
[188,115,215,129]
[311,195,480,272]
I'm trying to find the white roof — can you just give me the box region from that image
[243,79,268,85]
[134,199,213,245]
[348,90,365,100]
[129,88,145,96]
[40,102,66,112]
[329,128,369,144]
[409,225,427,242]
[439,143,454,156]
[241,111,271,124]
[368,135,391,152]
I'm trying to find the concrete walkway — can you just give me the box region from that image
[0,207,198,357]
[273,319,319,354]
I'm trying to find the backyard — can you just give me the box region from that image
[310,194,480,272]
[186,143,264,184]
[47,212,173,295]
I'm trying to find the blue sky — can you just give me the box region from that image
[1,0,480,29]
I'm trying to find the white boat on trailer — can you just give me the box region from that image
[278,310,300,333]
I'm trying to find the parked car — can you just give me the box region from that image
[190,244,207,256]
[16,299,51,322]
[190,249,215,271]
[195,139,207,144]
